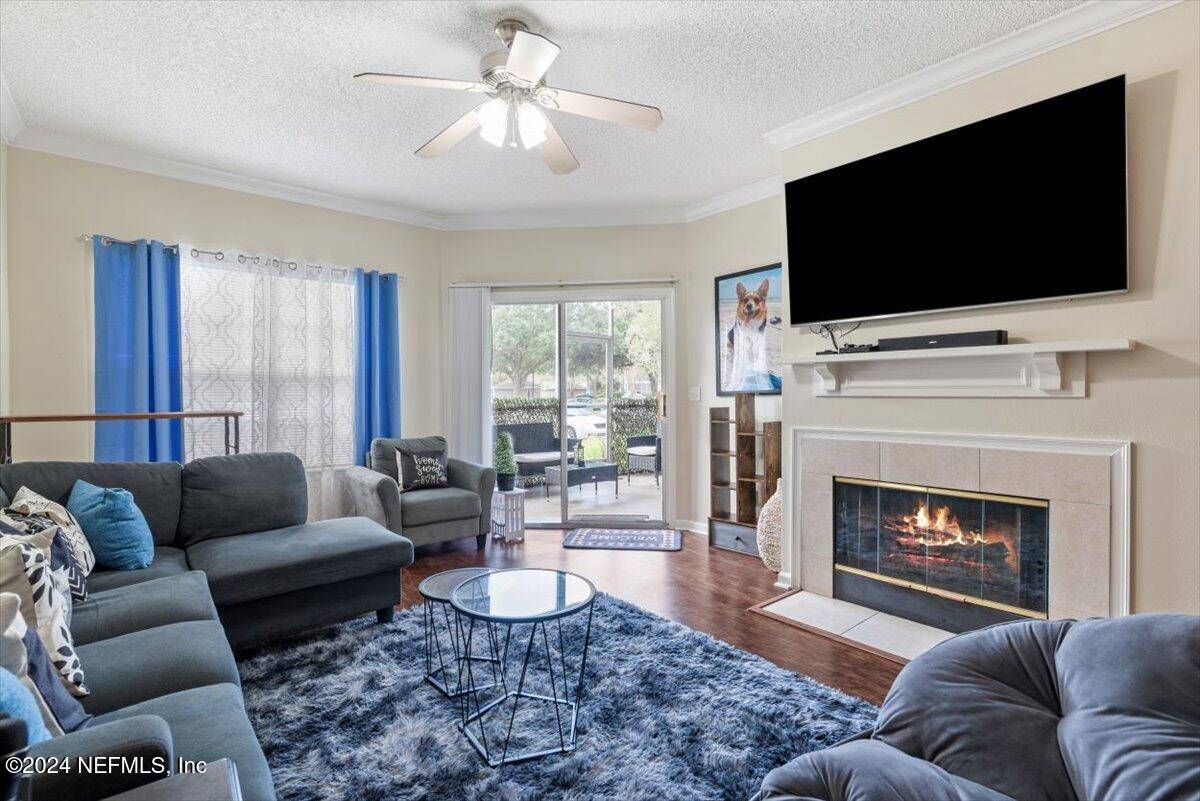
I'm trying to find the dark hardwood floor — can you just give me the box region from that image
[399,530,900,705]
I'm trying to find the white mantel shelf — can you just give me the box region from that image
[783,339,1135,398]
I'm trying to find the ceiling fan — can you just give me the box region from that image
[354,18,663,174]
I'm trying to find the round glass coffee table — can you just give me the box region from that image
[450,568,597,766]
[418,567,502,698]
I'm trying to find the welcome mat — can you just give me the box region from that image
[563,528,682,551]
[572,514,652,522]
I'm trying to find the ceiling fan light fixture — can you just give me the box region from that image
[476,97,509,147]
[355,18,661,173]
[516,102,547,150]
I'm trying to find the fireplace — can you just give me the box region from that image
[833,477,1048,633]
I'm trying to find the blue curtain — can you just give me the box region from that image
[353,269,402,464]
[93,238,183,462]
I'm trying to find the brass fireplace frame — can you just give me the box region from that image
[833,477,1049,620]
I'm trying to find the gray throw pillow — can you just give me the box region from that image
[395,446,448,492]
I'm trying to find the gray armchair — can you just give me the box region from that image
[753,613,1200,801]
[345,436,496,550]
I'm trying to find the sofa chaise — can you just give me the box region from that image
[753,613,1200,801]
[0,452,415,648]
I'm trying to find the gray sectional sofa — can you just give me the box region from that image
[0,452,416,801]
[346,436,496,550]
[21,572,272,801]
[753,614,1200,801]
[0,452,415,648]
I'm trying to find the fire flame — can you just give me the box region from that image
[902,502,978,546]
[893,501,1017,570]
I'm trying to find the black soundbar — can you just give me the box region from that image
[876,330,1008,352]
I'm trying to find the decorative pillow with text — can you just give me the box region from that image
[395,447,449,493]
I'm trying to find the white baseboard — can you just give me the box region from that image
[674,519,707,536]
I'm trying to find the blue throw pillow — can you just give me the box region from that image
[67,480,154,570]
[0,667,52,745]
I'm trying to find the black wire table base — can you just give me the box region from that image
[422,598,504,698]
[455,604,595,767]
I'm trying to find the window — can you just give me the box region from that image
[179,251,356,473]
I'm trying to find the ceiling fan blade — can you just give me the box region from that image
[354,73,491,93]
[505,30,560,86]
[537,119,579,174]
[537,87,662,131]
[415,105,482,158]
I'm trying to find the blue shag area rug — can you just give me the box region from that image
[238,593,877,801]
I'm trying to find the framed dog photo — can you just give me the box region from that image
[715,263,783,396]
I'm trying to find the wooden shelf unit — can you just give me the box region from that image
[708,394,782,557]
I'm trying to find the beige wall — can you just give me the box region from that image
[0,141,9,416]
[2,148,443,459]
[780,2,1200,614]
[681,197,786,528]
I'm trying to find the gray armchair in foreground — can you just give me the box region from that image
[346,436,496,551]
[753,613,1200,801]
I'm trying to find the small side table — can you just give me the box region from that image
[451,569,597,766]
[419,568,501,698]
[491,488,526,541]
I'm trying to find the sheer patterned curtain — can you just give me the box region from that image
[179,248,357,519]
[448,287,492,463]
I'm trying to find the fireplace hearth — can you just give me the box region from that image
[833,477,1048,632]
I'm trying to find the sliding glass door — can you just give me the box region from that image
[490,288,671,528]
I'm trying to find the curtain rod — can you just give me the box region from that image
[450,277,679,289]
[79,234,180,252]
[78,234,404,282]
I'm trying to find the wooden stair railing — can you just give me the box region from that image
[0,411,244,464]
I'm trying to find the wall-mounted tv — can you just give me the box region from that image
[786,75,1128,326]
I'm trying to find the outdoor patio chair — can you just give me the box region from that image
[626,431,661,487]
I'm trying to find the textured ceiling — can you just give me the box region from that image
[0,0,1082,219]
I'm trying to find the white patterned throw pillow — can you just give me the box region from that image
[11,487,96,575]
[0,529,89,696]
[0,592,91,735]
[1,511,88,603]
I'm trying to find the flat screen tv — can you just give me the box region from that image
[786,75,1127,326]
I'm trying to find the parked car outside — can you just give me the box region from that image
[566,409,607,440]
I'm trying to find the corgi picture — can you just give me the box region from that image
[716,264,783,395]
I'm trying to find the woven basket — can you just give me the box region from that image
[756,489,783,573]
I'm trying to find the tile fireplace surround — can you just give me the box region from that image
[784,428,1131,622]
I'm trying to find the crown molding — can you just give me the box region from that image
[763,0,1182,151]
[440,205,685,230]
[0,72,26,144]
[683,175,782,222]
[5,125,697,230]
[6,126,449,228]
[0,63,764,231]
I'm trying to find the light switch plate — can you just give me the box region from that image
[688,386,701,402]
